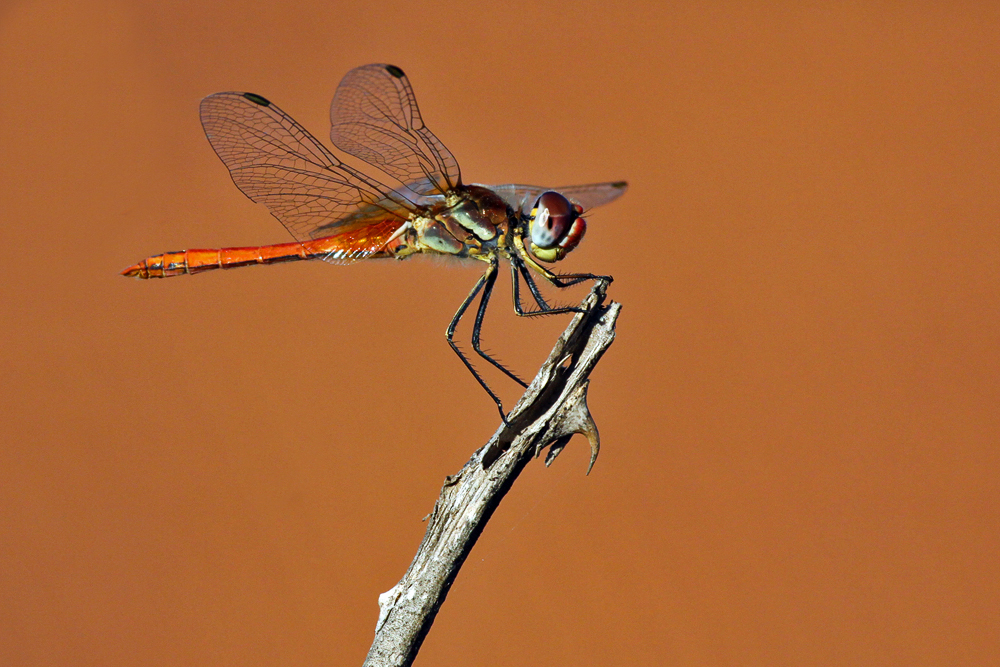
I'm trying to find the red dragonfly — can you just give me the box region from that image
[123,64,627,419]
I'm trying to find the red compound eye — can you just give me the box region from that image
[531,191,576,249]
[558,214,587,253]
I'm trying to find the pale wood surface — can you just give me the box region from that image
[363,281,621,667]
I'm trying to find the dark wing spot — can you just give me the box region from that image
[385,65,406,79]
[242,93,271,107]
[611,181,627,188]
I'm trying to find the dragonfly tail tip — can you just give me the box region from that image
[121,262,148,279]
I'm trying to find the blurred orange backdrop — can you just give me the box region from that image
[1,1,997,665]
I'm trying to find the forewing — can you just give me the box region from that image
[330,64,461,196]
[489,181,628,217]
[556,181,628,211]
[200,92,414,263]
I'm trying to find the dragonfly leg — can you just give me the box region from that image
[546,271,614,289]
[472,259,529,388]
[511,259,587,317]
[446,259,517,422]
[511,261,548,315]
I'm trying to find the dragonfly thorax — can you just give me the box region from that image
[408,186,514,260]
[445,186,511,240]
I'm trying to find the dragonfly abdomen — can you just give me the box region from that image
[121,236,397,279]
[121,241,310,278]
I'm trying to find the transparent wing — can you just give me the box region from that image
[556,181,629,210]
[489,181,628,217]
[330,64,461,197]
[200,91,416,264]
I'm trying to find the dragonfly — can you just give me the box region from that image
[122,63,627,420]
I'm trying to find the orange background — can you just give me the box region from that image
[2,2,997,665]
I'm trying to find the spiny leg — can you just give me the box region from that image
[446,260,513,421]
[511,259,587,317]
[511,261,550,315]
[511,230,613,294]
[470,257,529,388]
[545,270,613,289]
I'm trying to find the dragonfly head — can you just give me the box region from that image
[527,191,586,263]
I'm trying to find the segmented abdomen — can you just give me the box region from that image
[122,231,400,279]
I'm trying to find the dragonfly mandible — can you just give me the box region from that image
[122,63,627,420]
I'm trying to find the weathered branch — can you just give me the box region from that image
[363,281,621,667]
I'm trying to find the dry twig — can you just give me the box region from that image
[363,280,621,667]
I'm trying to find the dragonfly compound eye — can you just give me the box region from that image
[529,191,587,262]
[530,191,575,249]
